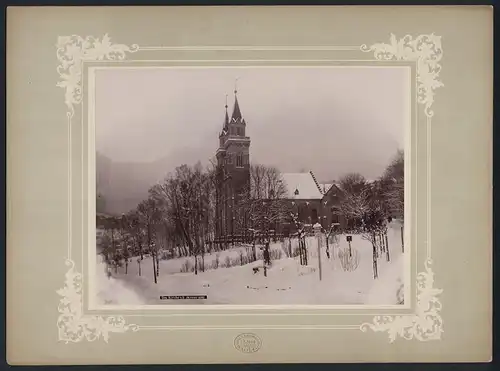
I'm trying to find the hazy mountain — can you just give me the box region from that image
[96,148,211,215]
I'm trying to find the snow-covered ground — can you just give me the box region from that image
[95,255,144,305]
[96,220,405,306]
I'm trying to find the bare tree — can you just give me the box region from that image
[289,209,308,265]
[137,197,162,283]
[382,150,404,252]
[334,172,370,231]
[153,164,212,275]
[232,164,289,261]
[323,222,340,259]
[338,173,367,195]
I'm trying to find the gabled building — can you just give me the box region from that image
[320,182,347,230]
[281,171,324,226]
[214,88,345,241]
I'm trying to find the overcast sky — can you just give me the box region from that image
[95,66,409,182]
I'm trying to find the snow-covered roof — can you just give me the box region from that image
[281,172,324,200]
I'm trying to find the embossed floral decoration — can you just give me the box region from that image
[57,33,443,343]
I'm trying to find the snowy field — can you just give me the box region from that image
[96,221,405,306]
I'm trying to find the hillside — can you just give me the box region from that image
[96,149,210,214]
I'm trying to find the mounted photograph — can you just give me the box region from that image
[93,66,409,306]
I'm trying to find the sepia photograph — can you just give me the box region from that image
[94,66,408,306]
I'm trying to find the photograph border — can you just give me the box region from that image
[55,33,443,344]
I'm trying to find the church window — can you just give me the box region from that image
[331,213,340,223]
[236,153,243,167]
[227,155,233,164]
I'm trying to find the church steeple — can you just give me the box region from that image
[220,95,229,137]
[215,80,251,242]
[230,80,245,125]
[224,99,229,127]
[231,93,242,123]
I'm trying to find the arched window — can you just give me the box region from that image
[236,153,243,167]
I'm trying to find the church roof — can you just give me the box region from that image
[224,108,229,128]
[281,172,324,200]
[220,102,230,137]
[230,94,246,124]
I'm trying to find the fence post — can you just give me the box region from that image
[313,223,322,281]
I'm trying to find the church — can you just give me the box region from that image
[214,89,345,243]
[214,89,251,242]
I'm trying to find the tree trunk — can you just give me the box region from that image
[372,242,378,279]
[137,240,143,260]
[201,247,205,273]
[299,238,303,265]
[252,238,257,262]
[301,238,308,266]
[138,260,141,276]
[194,254,198,275]
[385,232,390,262]
[156,253,160,277]
[401,225,404,253]
[152,251,157,284]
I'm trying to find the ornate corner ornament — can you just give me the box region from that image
[57,260,139,343]
[56,34,139,343]
[56,33,443,343]
[361,259,443,342]
[360,33,444,342]
[56,34,139,118]
[361,33,444,118]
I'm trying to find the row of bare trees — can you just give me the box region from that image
[97,161,293,281]
[331,150,404,278]
[97,149,404,282]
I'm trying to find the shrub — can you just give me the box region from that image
[180,259,192,273]
[337,248,360,272]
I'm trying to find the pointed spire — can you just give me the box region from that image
[230,79,244,124]
[231,93,242,122]
[224,94,229,127]
[220,94,229,137]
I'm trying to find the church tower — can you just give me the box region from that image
[215,87,251,242]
